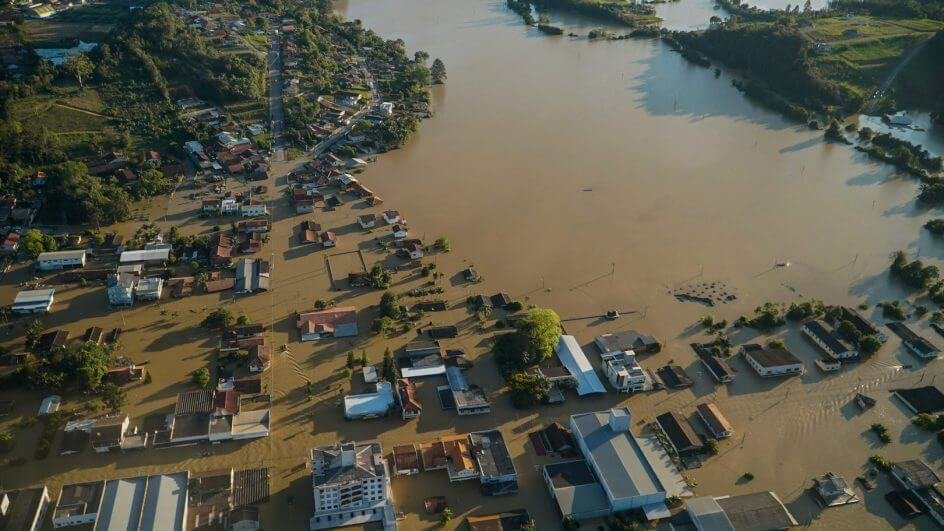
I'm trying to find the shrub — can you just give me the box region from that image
[192,368,211,388]
[870,454,893,471]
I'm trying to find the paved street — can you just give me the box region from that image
[267,30,286,162]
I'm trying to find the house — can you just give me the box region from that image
[395,378,422,419]
[119,248,170,267]
[470,430,519,496]
[248,345,271,372]
[0,486,51,531]
[891,460,944,526]
[344,381,395,420]
[399,340,446,378]
[391,225,408,239]
[427,325,458,339]
[297,307,358,340]
[235,259,271,294]
[240,203,268,218]
[802,320,857,360]
[90,415,130,453]
[295,197,315,214]
[320,231,337,248]
[392,444,420,476]
[105,365,145,386]
[714,491,799,530]
[357,214,377,229]
[210,234,234,268]
[134,277,163,301]
[655,411,703,456]
[657,365,693,389]
[813,472,859,507]
[36,330,68,355]
[398,242,423,260]
[696,403,733,439]
[308,441,396,531]
[11,288,55,314]
[601,350,650,393]
[382,210,401,224]
[202,199,219,213]
[221,197,240,214]
[887,322,940,360]
[107,273,136,307]
[595,330,661,355]
[554,335,607,396]
[544,407,686,521]
[893,386,944,414]
[741,344,804,377]
[684,496,734,531]
[379,102,394,116]
[36,250,86,271]
[694,344,735,383]
[446,366,491,416]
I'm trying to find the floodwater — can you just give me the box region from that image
[1,0,943,530]
[860,112,944,158]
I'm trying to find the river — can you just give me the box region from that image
[338,0,943,528]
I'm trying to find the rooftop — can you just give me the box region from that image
[571,408,665,501]
[744,346,802,367]
[311,441,385,487]
[803,320,852,354]
[595,330,659,353]
[555,335,607,396]
[470,430,516,478]
[715,491,798,531]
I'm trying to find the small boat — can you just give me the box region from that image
[605,310,620,320]
[775,261,791,267]
[854,393,876,409]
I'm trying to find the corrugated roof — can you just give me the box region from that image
[555,335,606,395]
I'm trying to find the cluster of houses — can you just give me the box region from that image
[23,0,87,19]
[654,402,733,459]
[153,386,271,447]
[288,156,381,215]
[176,6,257,47]
[220,323,271,373]
[184,132,270,184]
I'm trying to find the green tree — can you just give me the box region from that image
[562,515,579,531]
[25,318,46,349]
[518,307,562,363]
[507,372,550,408]
[314,298,330,310]
[0,430,14,453]
[236,314,250,326]
[859,335,882,354]
[380,348,398,382]
[100,382,126,412]
[21,228,57,258]
[705,438,719,455]
[837,320,862,344]
[192,367,211,388]
[201,308,234,329]
[434,236,451,252]
[371,264,391,289]
[414,50,430,63]
[346,351,355,369]
[379,291,399,319]
[373,316,396,336]
[438,507,453,526]
[64,53,94,88]
[431,58,447,84]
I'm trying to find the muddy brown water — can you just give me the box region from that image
[1,0,943,529]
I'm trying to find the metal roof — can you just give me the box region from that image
[571,410,665,501]
[555,335,606,395]
[119,248,170,263]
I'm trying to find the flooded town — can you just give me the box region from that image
[1,0,944,529]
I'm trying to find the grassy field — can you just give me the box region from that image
[801,16,943,43]
[226,100,267,125]
[9,89,112,156]
[21,2,129,46]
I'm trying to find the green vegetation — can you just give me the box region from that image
[202,308,235,330]
[742,301,787,331]
[786,299,825,320]
[20,228,57,258]
[926,219,944,236]
[890,250,939,289]
[879,300,908,320]
[380,348,398,382]
[438,507,453,527]
[871,423,892,443]
[913,412,944,431]
[434,236,451,252]
[371,264,392,289]
[870,454,893,471]
[705,438,720,455]
[192,367,211,389]
[507,372,551,408]
[0,430,14,453]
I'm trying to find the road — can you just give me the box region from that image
[863,36,931,114]
[267,30,287,162]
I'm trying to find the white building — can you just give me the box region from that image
[37,250,86,271]
[309,441,397,530]
[601,350,649,392]
[554,335,607,396]
[344,381,395,420]
[802,320,857,360]
[240,203,268,218]
[119,248,169,266]
[0,486,50,531]
[741,345,804,377]
[107,274,135,307]
[134,277,163,301]
[11,288,55,314]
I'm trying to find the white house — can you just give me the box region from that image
[221,198,239,214]
[742,345,804,377]
[601,351,649,393]
[382,210,401,224]
[107,274,135,307]
[37,250,86,271]
[405,243,424,260]
[357,214,377,229]
[240,203,268,218]
[11,288,55,314]
[802,320,857,360]
[379,102,394,116]
[134,277,163,301]
[391,225,408,239]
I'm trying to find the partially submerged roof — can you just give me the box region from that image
[715,491,798,531]
[686,496,735,531]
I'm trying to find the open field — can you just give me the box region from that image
[21,2,129,46]
[800,16,944,44]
